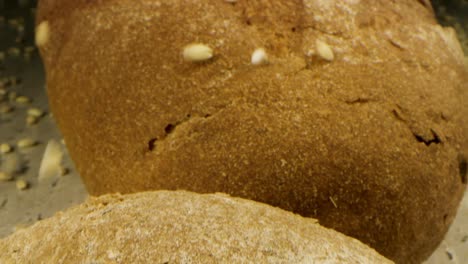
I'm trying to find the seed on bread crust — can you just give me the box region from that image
[316,40,334,61]
[251,48,268,65]
[35,21,50,47]
[183,43,213,62]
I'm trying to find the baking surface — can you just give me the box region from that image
[0,0,466,263]
[0,0,87,236]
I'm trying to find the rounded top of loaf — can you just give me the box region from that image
[0,190,393,263]
[35,0,468,263]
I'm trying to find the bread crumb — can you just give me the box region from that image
[38,139,64,181]
[316,40,334,61]
[0,143,13,154]
[16,179,28,190]
[35,21,50,47]
[251,48,268,65]
[183,43,213,62]
[17,138,37,148]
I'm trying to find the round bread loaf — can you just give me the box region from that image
[36,0,468,263]
[0,191,393,263]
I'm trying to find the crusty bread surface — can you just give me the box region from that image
[0,191,394,263]
[36,0,468,263]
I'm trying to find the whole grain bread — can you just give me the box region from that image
[36,0,468,263]
[0,191,394,263]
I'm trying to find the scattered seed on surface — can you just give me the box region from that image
[7,47,21,57]
[17,138,37,148]
[16,96,31,104]
[26,115,39,126]
[24,46,35,53]
[0,88,7,95]
[183,43,213,62]
[316,40,334,61]
[251,48,268,65]
[35,21,50,47]
[2,154,20,175]
[27,108,44,117]
[0,143,13,154]
[0,104,14,114]
[7,18,24,28]
[16,179,28,190]
[0,172,13,182]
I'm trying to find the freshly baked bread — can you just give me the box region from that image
[36,0,468,263]
[0,191,393,263]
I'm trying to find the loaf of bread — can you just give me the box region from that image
[0,191,393,263]
[36,0,468,263]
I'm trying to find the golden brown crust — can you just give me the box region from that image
[37,0,468,263]
[0,191,394,263]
